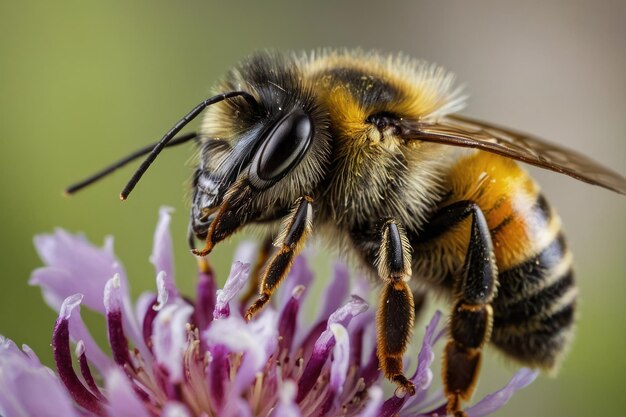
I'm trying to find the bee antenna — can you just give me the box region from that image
[119,91,258,201]
[65,132,198,195]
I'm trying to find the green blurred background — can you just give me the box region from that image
[1,1,624,416]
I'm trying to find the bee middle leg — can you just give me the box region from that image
[244,196,314,321]
[421,201,498,417]
[375,219,416,396]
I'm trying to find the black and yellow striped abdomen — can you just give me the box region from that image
[414,151,577,370]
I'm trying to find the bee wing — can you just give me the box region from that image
[408,114,626,195]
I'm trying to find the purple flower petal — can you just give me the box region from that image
[207,344,230,410]
[347,310,374,368]
[152,301,194,383]
[209,311,278,416]
[379,394,404,417]
[296,320,326,365]
[327,295,369,329]
[104,275,135,371]
[194,269,217,330]
[105,368,151,417]
[154,271,171,311]
[17,344,41,364]
[104,274,123,313]
[356,386,384,417]
[150,207,177,299]
[204,310,278,409]
[414,401,447,417]
[329,323,350,395]
[30,229,147,361]
[412,311,442,388]
[0,337,80,417]
[75,341,105,401]
[232,241,258,265]
[270,380,301,417]
[30,230,125,314]
[214,261,250,319]
[351,275,372,301]
[66,299,114,374]
[278,285,306,353]
[162,402,192,417]
[296,296,368,403]
[466,368,539,417]
[321,323,350,415]
[136,292,158,351]
[278,255,313,310]
[359,346,380,388]
[52,295,105,416]
[225,399,253,417]
[135,291,157,322]
[205,310,278,379]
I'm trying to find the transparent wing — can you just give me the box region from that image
[406,115,626,195]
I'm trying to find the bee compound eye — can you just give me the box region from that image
[255,109,313,183]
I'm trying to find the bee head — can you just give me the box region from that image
[191,52,331,239]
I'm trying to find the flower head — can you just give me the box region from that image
[0,208,537,417]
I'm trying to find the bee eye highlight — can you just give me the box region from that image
[250,109,313,188]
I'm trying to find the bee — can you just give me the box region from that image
[67,50,626,417]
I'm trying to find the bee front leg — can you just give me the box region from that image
[439,202,497,417]
[376,220,416,396]
[191,179,256,257]
[244,196,314,321]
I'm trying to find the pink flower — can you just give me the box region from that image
[0,207,537,417]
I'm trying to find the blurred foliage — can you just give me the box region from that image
[0,1,624,416]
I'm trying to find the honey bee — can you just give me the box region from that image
[67,50,626,417]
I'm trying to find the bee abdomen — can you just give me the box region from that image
[491,229,577,369]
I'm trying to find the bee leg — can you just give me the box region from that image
[240,236,274,307]
[244,196,313,321]
[192,180,255,257]
[433,202,497,417]
[376,220,416,396]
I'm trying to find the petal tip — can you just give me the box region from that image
[60,293,84,318]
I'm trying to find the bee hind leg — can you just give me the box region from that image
[375,219,416,396]
[244,196,314,321]
[435,202,497,417]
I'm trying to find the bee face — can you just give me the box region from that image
[191,54,332,237]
